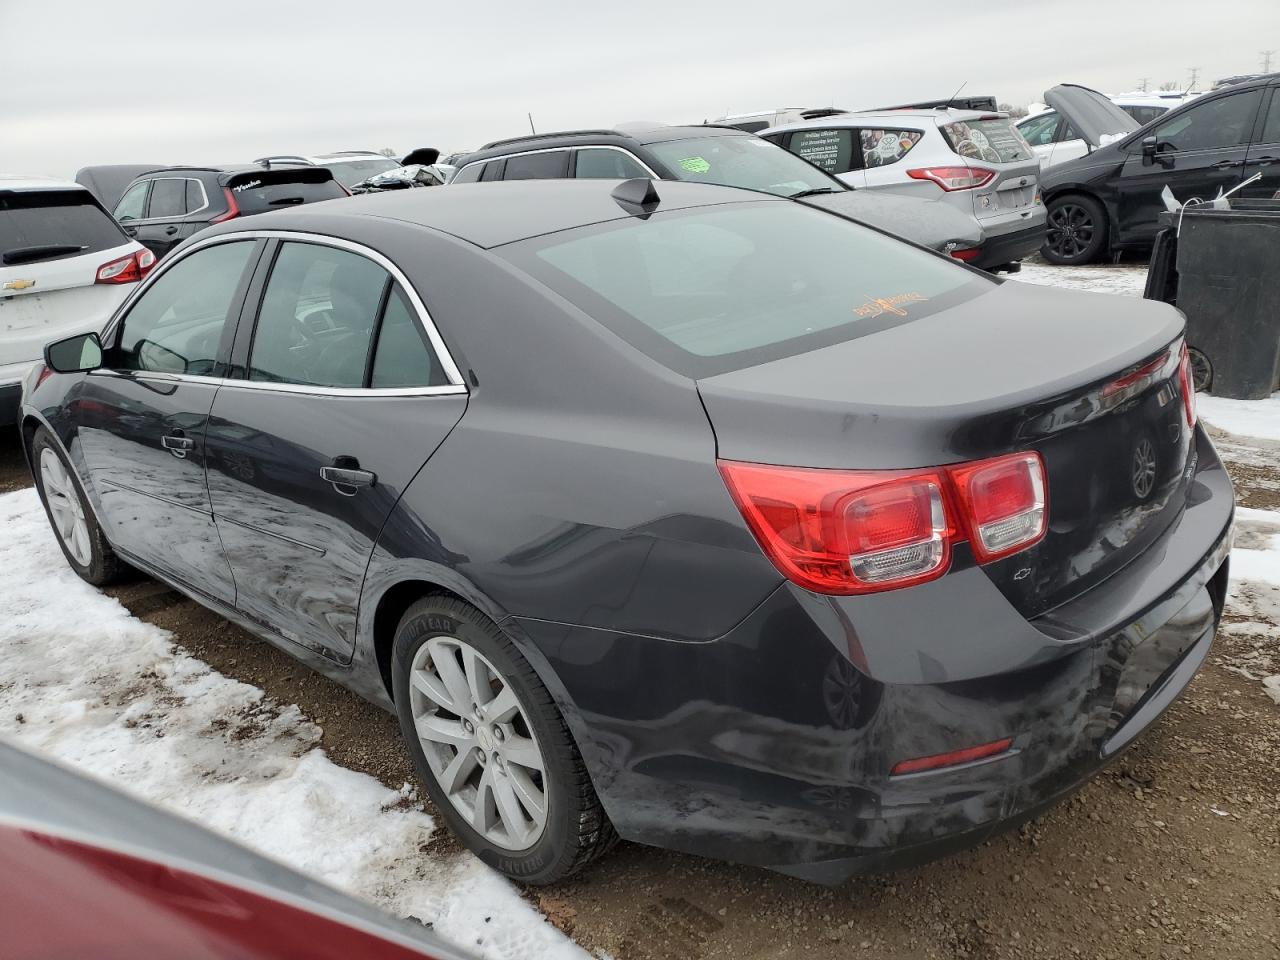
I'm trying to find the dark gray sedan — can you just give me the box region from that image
[22,179,1230,885]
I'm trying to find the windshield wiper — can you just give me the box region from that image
[267,197,305,206]
[2,244,87,266]
[788,187,844,199]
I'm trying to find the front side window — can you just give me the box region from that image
[574,148,651,179]
[648,135,843,197]
[1019,112,1061,147]
[451,162,485,183]
[147,179,186,219]
[114,181,149,221]
[858,128,925,168]
[787,129,856,174]
[503,151,569,180]
[509,202,987,377]
[249,242,389,388]
[115,241,256,375]
[1152,90,1263,151]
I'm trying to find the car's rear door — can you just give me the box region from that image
[77,238,263,603]
[129,177,189,259]
[203,235,467,662]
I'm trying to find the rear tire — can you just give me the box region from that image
[391,596,617,884]
[1042,194,1107,265]
[31,427,123,586]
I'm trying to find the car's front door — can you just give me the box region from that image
[1241,85,1280,200]
[77,238,263,603]
[1115,88,1264,246]
[112,180,149,241]
[203,237,467,662]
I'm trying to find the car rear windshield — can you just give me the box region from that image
[941,117,1033,163]
[0,189,128,266]
[646,135,842,198]
[324,158,403,187]
[506,202,989,378]
[224,170,347,215]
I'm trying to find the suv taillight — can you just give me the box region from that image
[907,166,995,191]
[95,249,156,284]
[209,187,241,223]
[1177,340,1198,427]
[719,452,1047,595]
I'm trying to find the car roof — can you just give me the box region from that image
[0,175,86,192]
[227,178,779,250]
[466,124,745,162]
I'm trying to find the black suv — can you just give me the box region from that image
[112,165,348,259]
[1041,73,1280,263]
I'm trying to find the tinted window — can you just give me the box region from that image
[147,178,186,219]
[480,161,505,182]
[1019,112,1060,147]
[574,148,651,179]
[648,135,842,197]
[942,118,1033,162]
[1153,90,1262,151]
[503,151,569,180]
[788,129,855,174]
[1258,92,1280,143]
[511,203,985,377]
[1,189,130,265]
[225,172,347,215]
[730,121,769,133]
[859,128,925,167]
[185,179,207,213]
[114,181,149,221]
[116,241,255,375]
[249,242,389,388]
[452,162,485,183]
[370,286,450,388]
[1120,104,1169,125]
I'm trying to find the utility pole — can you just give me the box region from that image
[1187,66,1200,91]
[1138,77,1150,92]
[1263,50,1276,73]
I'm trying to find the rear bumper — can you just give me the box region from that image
[515,428,1233,882]
[973,220,1047,269]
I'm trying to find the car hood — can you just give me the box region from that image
[1044,84,1140,148]
[801,190,983,252]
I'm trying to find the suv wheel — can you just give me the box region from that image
[1042,194,1107,265]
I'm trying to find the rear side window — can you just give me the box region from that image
[510,203,986,377]
[147,178,186,219]
[1121,105,1168,125]
[574,148,651,179]
[1262,93,1280,144]
[503,151,569,180]
[788,129,856,174]
[115,241,256,375]
[0,189,130,266]
[858,128,924,168]
[225,172,347,215]
[942,118,1033,162]
[369,286,450,388]
[114,181,149,222]
[185,179,207,213]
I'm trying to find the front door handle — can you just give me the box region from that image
[164,225,179,235]
[1212,159,1244,169]
[321,459,376,495]
[161,433,194,459]
[1250,155,1277,166]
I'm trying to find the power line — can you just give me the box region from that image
[1138,77,1150,92]
[1263,50,1276,73]
[1187,66,1200,90]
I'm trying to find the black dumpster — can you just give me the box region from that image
[1144,200,1280,399]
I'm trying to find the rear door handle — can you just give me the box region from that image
[1212,159,1244,169]
[164,225,179,235]
[321,462,376,495]
[1249,155,1277,166]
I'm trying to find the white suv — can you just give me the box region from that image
[1,177,153,424]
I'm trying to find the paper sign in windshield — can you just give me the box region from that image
[678,157,711,174]
[853,293,928,319]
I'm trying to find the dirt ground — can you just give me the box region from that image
[2,427,1277,960]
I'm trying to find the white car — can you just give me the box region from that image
[1,177,153,424]
[1017,86,1189,168]
[253,151,404,189]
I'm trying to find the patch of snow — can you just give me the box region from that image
[0,488,585,960]
[1013,260,1148,298]
[1198,392,1280,442]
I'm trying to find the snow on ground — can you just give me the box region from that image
[0,487,586,960]
[1199,392,1280,443]
[1014,260,1148,298]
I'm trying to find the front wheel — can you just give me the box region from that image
[391,596,617,883]
[1042,194,1107,265]
[31,428,123,585]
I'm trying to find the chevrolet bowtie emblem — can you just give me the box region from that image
[2,279,36,291]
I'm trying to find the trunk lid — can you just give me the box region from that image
[698,280,1194,618]
[1043,84,1141,148]
[937,114,1041,222]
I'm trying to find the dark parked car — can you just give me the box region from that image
[0,740,467,960]
[21,179,1231,885]
[1041,73,1280,263]
[451,123,985,259]
[112,165,348,259]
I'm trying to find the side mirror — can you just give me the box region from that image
[1141,136,1173,165]
[44,332,103,374]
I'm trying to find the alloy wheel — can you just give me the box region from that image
[409,636,548,850]
[1046,202,1096,260]
[1188,348,1212,393]
[40,448,91,567]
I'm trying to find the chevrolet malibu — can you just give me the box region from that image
[21,179,1231,885]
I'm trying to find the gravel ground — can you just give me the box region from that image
[2,266,1277,959]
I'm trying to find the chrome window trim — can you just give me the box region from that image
[99,229,468,397]
[454,144,658,180]
[138,176,210,222]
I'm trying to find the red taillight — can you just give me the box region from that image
[907,166,995,191]
[891,738,1014,776]
[719,452,1048,595]
[949,247,981,262]
[1177,340,1197,427]
[949,453,1047,564]
[209,187,241,223]
[95,249,154,285]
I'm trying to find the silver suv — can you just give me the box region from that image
[762,109,1045,270]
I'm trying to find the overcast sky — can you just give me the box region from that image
[5,0,1278,178]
